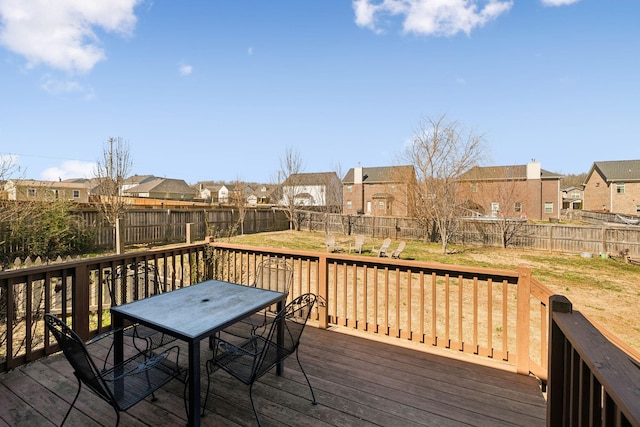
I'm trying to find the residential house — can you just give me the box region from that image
[123,177,198,201]
[4,179,89,203]
[457,161,562,221]
[281,172,342,209]
[342,165,414,217]
[562,186,584,210]
[583,160,640,215]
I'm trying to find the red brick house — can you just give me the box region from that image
[342,165,414,217]
[457,161,562,221]
[583,160,640,215]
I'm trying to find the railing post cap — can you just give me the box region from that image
[549,294,572,313]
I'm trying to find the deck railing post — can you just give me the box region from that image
[546,294,572,427]
[317,254,329,329]
[516,265,532,375]
[72,264,90,341]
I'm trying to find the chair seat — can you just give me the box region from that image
[214,335,293,385]
[100,347,185,411]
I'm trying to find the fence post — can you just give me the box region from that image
[115,218,124,254]
[186,223,192,244]
[546,294,572,427]
[317,254,329,329]
[516,265,532,375]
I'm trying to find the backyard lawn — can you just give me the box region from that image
[223,229,640,355]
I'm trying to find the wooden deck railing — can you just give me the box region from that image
[0,243,209,372]
[547,295,640,426]
[208,242,553,381]
[1,241,639,425]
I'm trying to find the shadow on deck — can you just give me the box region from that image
[0,325,547,426]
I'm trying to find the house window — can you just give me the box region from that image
[470,183,478,193]
[346,200,352,209]
[636,205,640,214]
[616,183,625,194]
[346,185,352,193]
[571,192,580,199]
[545,202,554,214]
[72,190,80,198]
[514,202,522,213]
[27,188,36,197]
[378,201,385,210]
[491,202,499,217]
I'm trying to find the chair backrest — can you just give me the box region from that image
[394,241,406,255]
[354,235,365,250]
[254,293,317,379]
[253,258,293,295]
[44,314,114,403]
[107,263,164,307]
[380,238,391,251]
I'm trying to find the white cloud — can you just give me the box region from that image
[248,47,254,56]
[0,0,141,73]
[541,0,581,5]
[178,63,193,76]
[41,160,96,180]
[40,75,94,99]
[353,0,514,36]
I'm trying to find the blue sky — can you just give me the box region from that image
[1,0,639,184]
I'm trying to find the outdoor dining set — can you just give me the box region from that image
[44,259,318,427]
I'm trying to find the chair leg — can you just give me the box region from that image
[295,348,317,405]
[61,377,82,426]
[248,383,262,427]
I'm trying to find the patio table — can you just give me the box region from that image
[111,279,286,427]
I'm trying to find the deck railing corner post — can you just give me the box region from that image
[516,264,532,375]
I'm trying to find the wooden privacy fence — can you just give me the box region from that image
[300,211,640,257]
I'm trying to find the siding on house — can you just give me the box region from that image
[4,179,89,203]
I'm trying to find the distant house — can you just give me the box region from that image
[562,186,584,210]
[583,160,640,215]
[4,179,89,203]
[281,172,342,209]
[457,161,562,221]
[123,177,198,201]
[121,175,156,195]
[341,165,414,217]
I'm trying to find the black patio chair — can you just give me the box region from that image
[202,293,319,426]
[44,313,184,427]
[209,258,293,349]
[105,263,177,354]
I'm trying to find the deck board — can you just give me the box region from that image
[0,324,547,426]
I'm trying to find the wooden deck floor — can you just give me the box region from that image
[0,324,547,426]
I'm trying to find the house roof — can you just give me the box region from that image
[7,179,87,189]
[342,165,414,184]
[283,172,340,186]
[587,160,640,183]
[458,165,562,181]
[124,177,197,195]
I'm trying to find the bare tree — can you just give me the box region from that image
[93,137,132,253]
[93,137,132,227]
[277,147,305,230]
[401,115,486,254]
[229,177,247,235]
